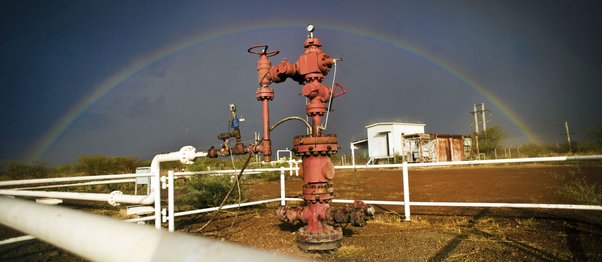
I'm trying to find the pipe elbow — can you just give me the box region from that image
[270,60,297,83]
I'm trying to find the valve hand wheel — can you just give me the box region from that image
[247,45,279,57]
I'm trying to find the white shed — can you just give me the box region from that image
[366,122,425,158]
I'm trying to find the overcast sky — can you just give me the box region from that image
[2,1,601,165]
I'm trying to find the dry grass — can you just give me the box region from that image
[551,167,602,205]
[336,244,366,257]
[515,217,538,227]
[370,213,431,231]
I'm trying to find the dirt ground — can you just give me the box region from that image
[2,163,602,261]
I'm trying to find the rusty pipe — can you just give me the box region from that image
[311,114,322,136]
[261,97,271,162]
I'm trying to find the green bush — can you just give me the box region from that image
[0,161,49,180]
[183,175,245,208]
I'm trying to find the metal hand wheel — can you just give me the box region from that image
[247,45,279,57]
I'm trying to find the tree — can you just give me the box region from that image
[77,155,144,176]
[479,126,507,155]
[588,124,602,146]
[0,161,49,180]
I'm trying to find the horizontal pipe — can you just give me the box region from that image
[174,198,282,217]
[3,155,598,188]
[566,155,602,161]
[0,173,150,187]
[0,235,35,245]
[125,215,156,223]
[175,168,294,177]
[0,189,153,205]
[336,155,602,170]
[15,179,136,190]
[409,201,602,210]
[284,198,602,211]
[0,197,300,262]
[283,197,407,206]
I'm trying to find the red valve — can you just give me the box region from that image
[247,45,279,57]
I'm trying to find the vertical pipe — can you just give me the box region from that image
[402,162,411,221]
[154,170,161,229]
[168,170,175,232]
[350,143,356,167]
[295,161,299,177]
[311,114,321,136]
[261,98,271,162]
[280,168,286,206]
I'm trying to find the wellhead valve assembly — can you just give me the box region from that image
[247,25,374,251]
[207,24,373,251]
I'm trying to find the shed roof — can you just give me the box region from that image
[365,122,425,129]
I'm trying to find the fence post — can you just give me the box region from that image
[168,170,175,232]
[154,170,161,229]
[402,162,411,221]
[280,167,286,206]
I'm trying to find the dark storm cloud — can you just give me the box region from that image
[1,0,601,164]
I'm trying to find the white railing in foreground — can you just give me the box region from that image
[0,173,150,187]
[2,155,601,246]
[161,155,602,230]
[0,197,300,262]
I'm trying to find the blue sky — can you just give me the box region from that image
[1,1,601,165]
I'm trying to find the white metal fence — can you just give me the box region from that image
[1,154,602,258]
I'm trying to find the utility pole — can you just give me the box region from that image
[481,103,487,131]
[564,121,572,153]
[472,104,480,159]
[471,103,489,160]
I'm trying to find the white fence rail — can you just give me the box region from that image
[0,197,299,261]
[1,154,601,253]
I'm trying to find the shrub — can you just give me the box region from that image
[0,161,49,180]
[183,175,245,208]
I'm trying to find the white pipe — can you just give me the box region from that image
[402,162,411,221]
[0,189,154,205]
[175,167,295,177]
[295,161,299,177]
[280,168,286,206]
[174,198,282,217]
[276,149,293,161]
[334,155,602,169]
[149,146,206,229]
[14,179,136,190]
[566,155,602,161]
[0,235,35,245]
[283,198,407,206]
[125,215,156,223]
[283,197,602,211]
[0,173,150,187]
[168,170,175,232]
[0,197,300,262]
[408,202,602,210]
[168,154,602,177]
[350,142,356,167]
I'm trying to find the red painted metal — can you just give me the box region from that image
[250,25,372,251]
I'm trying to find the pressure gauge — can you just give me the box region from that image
[306,24,315,33]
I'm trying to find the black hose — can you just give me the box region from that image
[271,116,312,136]
[195,116,311,232]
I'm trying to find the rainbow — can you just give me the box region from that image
[28,20,541,161]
